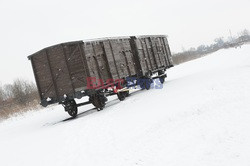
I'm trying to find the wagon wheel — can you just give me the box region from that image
[159,77,165,84]
[117,92,126,101]
[145,81,151,90]
[90,94,107,111]
[125,90,129,97]
[64,100,78,118]
[141,79,152,90]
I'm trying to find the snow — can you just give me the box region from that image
[1,45,250,166]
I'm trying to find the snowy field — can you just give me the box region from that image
[1,45,250,166]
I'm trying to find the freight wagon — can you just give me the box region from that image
[28,35,174,117]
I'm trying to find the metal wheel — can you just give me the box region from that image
[117,92,126,101]
[125,90,129,97]
[64,100,78,118]
[159,77,165,84]
[139,79,152,90]
[145,81,151,90]
[90,94,107,111]
[144,79,152,90]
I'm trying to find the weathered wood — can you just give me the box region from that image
[45,49,59,100]
[28,35,173,105]
[61,44,75,92]
[30,57,42,100]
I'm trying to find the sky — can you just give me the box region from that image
[0,0,249,84]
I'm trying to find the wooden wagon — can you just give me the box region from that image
[28,35,174,117]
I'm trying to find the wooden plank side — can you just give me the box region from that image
[150,37,163,68]
[155,37,167,67]
[118,39,134,76]
[129,37,142,76]
[103,40,119,80]
[144,38,157,70]
[32,50,56,100]
[63,43,88,90]
[122,39,137,76]
[135,39,148,75]
[140,39,153,71]
[158,37,170,67]
[30,57,42,100]
[109,39,126,78]
[148,37,161,69]
[47,45,73,98]
[117,39,129,77]
[163,37,174,67]
[92,41,112,82]
[83,42,101,81]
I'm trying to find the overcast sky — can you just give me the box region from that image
[0,0,249,84]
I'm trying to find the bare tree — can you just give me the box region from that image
[214,37,225,47]
[0,83,4,104]
[0,79,40,119]
[23,81,39,102]
[197,45,207,52]
[9,79,39,105]
[11,79,28,105]
[238,29,250,42]
[189,47,196,52]
[3,84,14,99]
[241,29,250,37]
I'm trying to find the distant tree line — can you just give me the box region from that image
[172,29,250,65]
[0,79,39,120]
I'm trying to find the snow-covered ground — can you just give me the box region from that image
[1,45,250,166]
